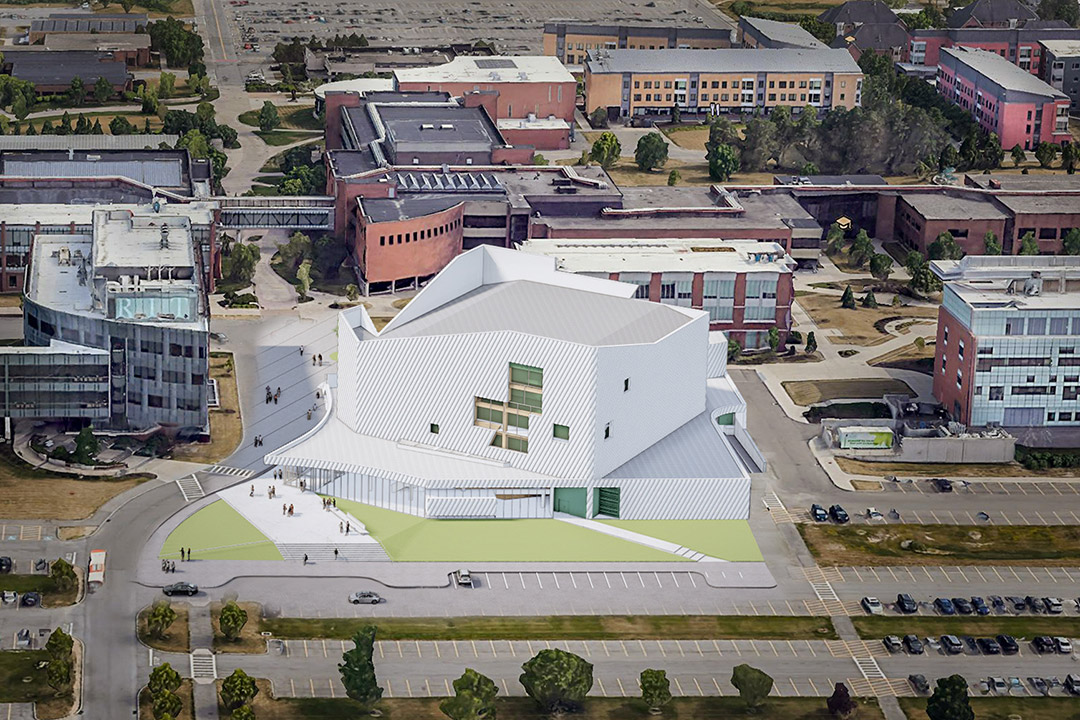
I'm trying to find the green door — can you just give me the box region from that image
[596,487,621,518]
[553,487,587,518]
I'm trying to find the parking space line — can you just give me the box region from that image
[805,640,816,658]
[713,677,724,696]
[385,680,393,698]
[328,679,335,698]
[552,573,560,590]
[922,567,935,581]
[596,678,606,697]
[671,572,680,589]
[1044,567,1057,583]
[674,678,684,697]
[713,640,723,657]
[1035,511,1049,525]
[470,640,478,658]
[1027,567,1040,582]
[974,567,986,583]
[617,677,626,697]
[637,572,646,588]
[309,678,315,697]
[569,573,577,589]
[1053,511,1066,525]
[1008,567,1023,582]
[1017,511,1030,524]
[501,678,510,697]
[930,510,942,523]
[1000,511,1013,526]
[290,679,296,697]
[956,567,968,583]
[536,573,543,590]
[1071,511,1080,524]
[1062,567,1074,582]
[656,641,666,657]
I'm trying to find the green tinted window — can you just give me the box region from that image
[507,436,529,453]
[508,412,529,429]
[510,362,543,388]
[553,424,570,440]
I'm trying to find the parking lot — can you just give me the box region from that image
[213,0,733,60]
[824,564,1080,589]
[883,478,1080,497]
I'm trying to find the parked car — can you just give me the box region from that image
[1,591,15,605]
[952,597,974,615]
[977,637,1002,655]
[829,505,849,523]
[1029,677,1050,695]
[997,634,1019,655]
[163,582,198,596]
[883,635,903,653]
[963,636,978,651]
[861,597,884,615]
[1033,636,1056,654]
[924,636,941,651]
[1043,597,1064,615]
[988,677,1008,695]
[19,592,40,607]
[909,674,931,694]
[1026,596,1047,614]
[931,477,953,493]
[348,591,382,605]
[896,593,918,614]
[971,596,990,616]
[0,557,11,574]
[1065,674,1080,695]
[1005,596,1027,612]
[941,635,964,654]
[865,507,884,520]
[454,569,473,587]
[1054,637,1073,654]
[810,504,828,522]
[934,597,956,616]
[903,634,924,654]
[989,595,1006,613]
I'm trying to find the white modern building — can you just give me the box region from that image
[266,246,762,520]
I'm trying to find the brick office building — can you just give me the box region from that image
[937,46,1070,149]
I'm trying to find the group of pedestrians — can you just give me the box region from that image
[265,386,281,404]
[282,503,295,516]
[311,354,325,366]
[252,435,265,447]
[321,497,336,510]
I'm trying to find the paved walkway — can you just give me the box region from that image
[219,480,376,547]
[554,514,721,562]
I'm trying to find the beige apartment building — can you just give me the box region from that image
[542,23,734,69]
[584,48,863,120]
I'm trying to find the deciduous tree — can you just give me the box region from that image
[1010,144,1026,167]
[869,253,893,280]
[1063,228,1080,255]
[1034,141,1058,168]
[149,663,182,696]
[219,601,248,641]
[68,76,86,106]
[220,669,259,711]
[731,664,773,711]
[928,231,962,260]
[45,627,73,662]
[147,600,177,639]
[152,690,182,720]
[439,668,498,720]
[827,682,858,719]
[588,132,621,170]
[519,648,593,714]
[707,143,740,181]
[1019,231,1040,255]
[640,668,672,714]
[50,559,77,592]
[94,76,113,104]
[158,72,176,99]
[805,331,818,354]
[634,132,668,171]
[258,101,280,132]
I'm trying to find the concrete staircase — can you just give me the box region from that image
[275,543,390,562]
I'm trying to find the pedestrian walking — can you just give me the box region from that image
[312,355,317,366]
[318,354,323,365]
[300,346,304,356]
[334,548,339,560]
[339,521,343,534]
[250,484,254,497]
[274,395,278,405]
[303,553,308,565]
[300,480,305,491]
[161,559,166,572]
[306,409,312,421]
[288,504,294,516]
[283,503,287,515]
[346,521,350,534]
[332,498,336,508]
[316,390,321,399]
[276,387,281,397]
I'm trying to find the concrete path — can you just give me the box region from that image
[219,481,377,547]
[554,514,720,562]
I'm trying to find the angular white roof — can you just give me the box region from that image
[371,245,703,346]
[395,56,574,85]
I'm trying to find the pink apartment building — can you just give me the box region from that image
[937,46,1070,150]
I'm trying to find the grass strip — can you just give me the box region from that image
[0,574,77,608]
[260,614,837,641]
[854,616,1080,641]
[242,678,882,720]
[799,524,1080,567]
[900,697,1080,720]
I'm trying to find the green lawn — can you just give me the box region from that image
[254,130,322,147]
[598,520,763,561]
[246,691,882,720]
[0,650,53,703]
[332,499,687,562]
[0,574,77,608]
[260,614,836,641]
[239,105,322,131]
[900,697,1080,720]
[161,500,282,561]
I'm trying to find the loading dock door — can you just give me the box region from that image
[596,487,621,518]
[553,487,587,518]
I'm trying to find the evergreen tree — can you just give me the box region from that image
[861,289,878,308]
[338,627,382,712]
[827,682,858,719]
[1018,232,1040,255]
[805,331,817,354]
[984,230,1002,255]
[840,285,856,309]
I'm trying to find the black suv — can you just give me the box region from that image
[829,505,849,523]
[977,637,1002,655]
[896,593,918,614]
[996,634,1019,655]
[903,634,924,654]
[0,557,11,574]
[931,477,953,492]
[1033,636,1056,654]
[951,597,974,615]
[810,504,828,522]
